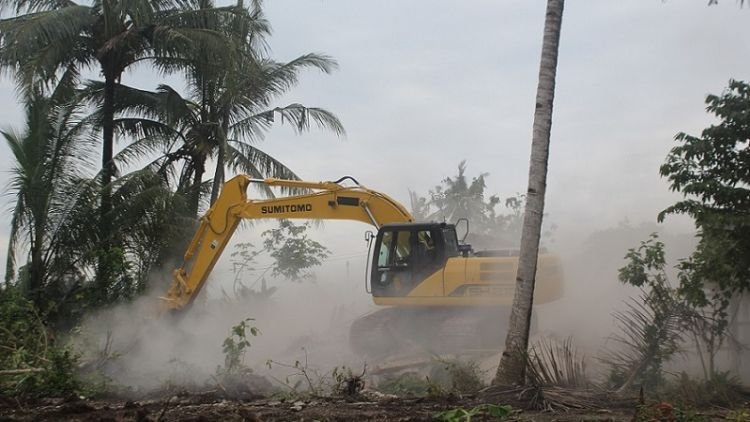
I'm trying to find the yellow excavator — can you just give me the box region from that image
[160,174,563,357]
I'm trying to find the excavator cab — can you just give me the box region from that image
[370,223,460,297]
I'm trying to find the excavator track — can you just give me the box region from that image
[349,306,530,360]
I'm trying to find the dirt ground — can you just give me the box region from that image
[0,396,626,421]
[0,391,742,422]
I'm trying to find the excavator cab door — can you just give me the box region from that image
[370,224,451,297]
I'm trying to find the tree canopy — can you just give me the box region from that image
[0,0,342,324]
[659,79,750,307]
[410,161,551,250]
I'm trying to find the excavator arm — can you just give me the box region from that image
[159,174,414,313]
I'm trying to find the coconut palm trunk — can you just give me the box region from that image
[96,74,117,299]
[209,118,230,205]
[101,75,117,210]
[494,0,564,385]
[189,156,207,216]
[210,147,225,205]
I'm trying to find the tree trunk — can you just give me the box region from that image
[209,118,230,206]
[29,220,45,311]
[189,155,206,217]
[209,146,225,206]
[96,74,117,303]
[493,0,564,386]
[101,75,116,223]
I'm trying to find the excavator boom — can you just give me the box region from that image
[160,174,413,313]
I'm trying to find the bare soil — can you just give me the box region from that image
[0,391,740,422]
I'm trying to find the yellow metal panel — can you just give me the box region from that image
[395,253,563,306]
[403,271,444,297]
[534,254,564,304]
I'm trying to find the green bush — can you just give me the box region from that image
[0,288,83,397]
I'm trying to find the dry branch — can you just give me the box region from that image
[0,368,45,376]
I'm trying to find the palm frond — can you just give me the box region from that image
[224,141,312,198]
[0,0,76,15]
[601,291,686,393]
[0,5,95,88]
[230,104,344,141]
[526,337,588,388]
[265,53,338,85]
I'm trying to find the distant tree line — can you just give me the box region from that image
[409,160,554,251]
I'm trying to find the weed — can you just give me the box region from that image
[217,318,259,376]
[266,349,322,395]
[726,410,750,422]
[663,371,746,408]
[377,372,431,396]
[634,402,709,422]
[214,318,270,398]
[266,349,366,398]
[428,358,485,393]
[158,358,203,393]
[375,359,483,398]
[332,365,366,397]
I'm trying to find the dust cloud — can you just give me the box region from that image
[71,259,377,393]
[72,216,750,392]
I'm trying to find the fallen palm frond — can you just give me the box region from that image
[600,290,687,395]
[479,384,635,411]
[532,385,632,411]
[525,337,588,388]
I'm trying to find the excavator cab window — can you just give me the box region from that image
[442,227,459,256]
[371,224,450,297]
[376,231,412,268]
[394,231,412,266]
[377,231,393,268]
[373,230,414,297]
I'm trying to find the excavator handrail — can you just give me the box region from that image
[159,174,414,314]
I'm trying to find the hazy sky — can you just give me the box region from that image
[0,1,748,281]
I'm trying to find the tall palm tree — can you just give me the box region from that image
[105,1,344,217]
[0,0,238,292]
[494,0,565,385]
[3,72,95,314]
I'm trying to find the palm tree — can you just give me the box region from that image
[100,168,196,301]
[426,161,500,229]
[3,72,95,315]
[494,0,565,385]
[409,161,531,249]
[106,1,344,217]
[0,0,238,292]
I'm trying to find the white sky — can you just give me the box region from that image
[0,1,748,288]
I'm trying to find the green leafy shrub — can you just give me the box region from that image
[217,318,259,376]
[0,289,82,397]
